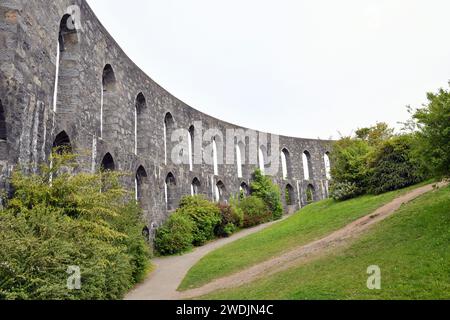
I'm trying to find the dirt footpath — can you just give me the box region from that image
[125,182,446,300]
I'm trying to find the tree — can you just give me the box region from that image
[367,134,425,194]
[413,85,450,178]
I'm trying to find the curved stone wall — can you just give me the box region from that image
[0,0,332,234]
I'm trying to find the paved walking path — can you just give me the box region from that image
[125,217,287,300]
[125,182,446,300]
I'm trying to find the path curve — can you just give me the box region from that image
[126,182,446,300]
[125,216,288,300]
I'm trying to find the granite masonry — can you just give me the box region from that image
[0,0,332,239]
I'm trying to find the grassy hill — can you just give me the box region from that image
[199,185,450,300]
[179,182,431,291]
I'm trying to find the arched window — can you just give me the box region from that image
[53,14,79,113]
[165,172,177,211]
[236,143,244,178]
[303,151,313,180]
[135,166,148,206]
[135,93,146,155]
[213,138,219,176]
[101,64,117,138]
[188,126,195,171]
[285,184,295,206]
[191,177,201,196]
[101,153,115,171]
[52,131,72,155]
[306,184,315,204]
[281,148,291,180]
[0,100,6,141]
[258,147,266,175]
[324,152,331,180]
[164,113,175,165]
[215,181,225,203]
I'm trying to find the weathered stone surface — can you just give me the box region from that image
[0,0,333,240]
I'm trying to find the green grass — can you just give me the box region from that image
[179,182,432,291]
[201,185,450,300]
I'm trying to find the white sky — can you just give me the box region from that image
[87,0,450,139]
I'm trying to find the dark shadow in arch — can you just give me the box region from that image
[216,180,226,202]
[102,64,117,92]
[59,14,79,52]
[240,182,250,198]
[165,172,177,211]
[136,165,148,204]
[101,153,115,171]
[306,184,315,204]
[191,177,201,195]
[285,184,295,206]
[52,131,72,155]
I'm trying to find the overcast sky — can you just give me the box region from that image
[87,0,450,139]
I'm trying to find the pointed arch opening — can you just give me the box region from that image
[101,64,117,139]
[52,131,72,155]
[191,177,201,196]
[240,182,250,199]
[165,172,177,211]
[215,180,226,203]
[236,142,244,178]
[281,148,291,180]
[164,113,175,165]
[188,125,195,171]
[213,138,219,176]
[101,153,115,172]
[142,226,150,241]
[285,184,295,206]
[306,184,315,204]
[258,146,266,175]
[324,152,331,180]
[303,151,313,180]
[135,166,148,208]
[53,14,80,113]
[135,93,147,155]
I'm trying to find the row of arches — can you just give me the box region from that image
[53,14,331,183]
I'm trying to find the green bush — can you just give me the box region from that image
[155,212,194,256]
[367,135,425,194]
[250,169,283,220]
[413,85,450,178]
[215,203,243,237]
[330,137,373,195]
[177,195,221,246]
[0,153,150,300]
[239,196,272,228]
[330,181,360,201]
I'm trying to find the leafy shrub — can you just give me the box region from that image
[250,169,283,220]
[367,135,425,194]
[177,195,221,246]
[155,212,194,256]
[0,153,150,300]
[413,85,450,178]
[330,181,360,201]
[215,203,243,237]
[330,137,373,195]
[239,196,272,228]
